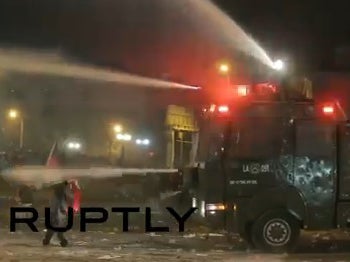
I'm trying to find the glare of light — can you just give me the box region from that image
[113,124,123,133]
[219,63,230,74]
[117,133,132,141]
[200,201,206,217]
[233,204,237,212]
[237,85,249,96]
[323,105,334,115]
[8,109,18,119]
[209,104,216,112]
[192,198,197,208]
[218,105,229,113]
[116,134,123,140]
[67,142,81,150]
[124,134,132,141]
[136,138,150,146]
[205,203,226,211]
[272,59,284,71]
[142,139,150,145]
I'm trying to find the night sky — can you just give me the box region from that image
[0,0,349,78]
[215,0,350,71]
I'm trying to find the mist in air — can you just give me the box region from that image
[0,0,275,88]
[0,48,199,90]
[154,0,275,67]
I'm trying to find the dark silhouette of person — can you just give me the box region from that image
[43,181,74,247]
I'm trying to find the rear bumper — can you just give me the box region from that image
[191,198,241,234]
[204,210,226,229]
[203,209,240,233]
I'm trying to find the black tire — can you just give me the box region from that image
[251,209,300,253]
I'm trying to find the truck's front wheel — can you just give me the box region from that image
[251,210,300,253]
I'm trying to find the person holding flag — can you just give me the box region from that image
[42,141,82,247]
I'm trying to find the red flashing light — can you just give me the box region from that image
[323,105,334,115]
[237,85,249,97]
[218,105,229,113]
[255,82,278,95]
[266,83,277,93]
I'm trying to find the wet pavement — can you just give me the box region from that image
[1,203,350,261]
[1,226,350,261]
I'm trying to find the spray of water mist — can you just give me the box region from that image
[0,48,199,90]
[186,0,275,68]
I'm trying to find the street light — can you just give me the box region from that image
[219,63,230,74]
[113,124,123,133]
[218,62,232,88]
[8,109,18,119]
[7,109,24,149]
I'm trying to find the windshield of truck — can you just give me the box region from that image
[228,117,286,159]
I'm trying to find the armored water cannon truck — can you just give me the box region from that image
[182,81,350,253]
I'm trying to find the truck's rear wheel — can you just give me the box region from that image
[251,210,300,253]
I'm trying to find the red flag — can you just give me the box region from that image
[46,142,60,168]
[72,180,81,213]
[67,179,81,214]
